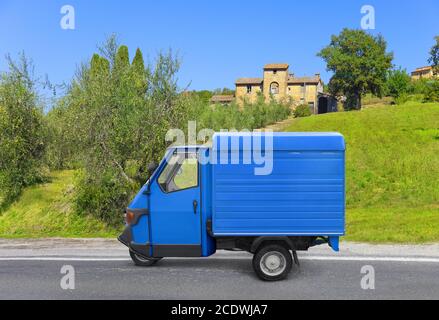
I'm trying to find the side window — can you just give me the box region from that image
[158,151,198,193]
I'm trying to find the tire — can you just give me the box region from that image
[129,250,162,267]
[252,244,292,281]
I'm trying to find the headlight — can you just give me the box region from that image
[125,210,135,225]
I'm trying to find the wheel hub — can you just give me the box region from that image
[266,255,281,270]
[260,252,286,276]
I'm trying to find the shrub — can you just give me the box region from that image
[394,93,410,105]
[423,80,439,103]
[293,104,312,118]
[386,68,411,99]
[74,170,134,225]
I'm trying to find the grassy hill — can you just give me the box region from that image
[0,170,118,238]
[283,102,439,243]
[1,102,438,243]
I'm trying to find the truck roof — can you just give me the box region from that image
[212,132,345,151]
[169,133,345,151]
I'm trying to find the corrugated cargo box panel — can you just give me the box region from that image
[212,133,345,236]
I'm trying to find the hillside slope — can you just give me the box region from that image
[284,102,439,243]
[0,170,118,238]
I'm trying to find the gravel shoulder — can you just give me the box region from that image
[0,238,438,259]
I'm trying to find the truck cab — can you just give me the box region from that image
[119,132,346,281]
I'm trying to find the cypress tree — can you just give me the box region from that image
[131,48,147,93]
[90,54,110,80]
[132,48,145,73]
[100,56,110,77]
[114,45,130,73]
[90,54,102,79]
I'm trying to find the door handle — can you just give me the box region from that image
[193,200,198,214]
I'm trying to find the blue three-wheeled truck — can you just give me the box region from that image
[118,132,345,281]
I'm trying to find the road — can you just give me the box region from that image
[0,239,438,300]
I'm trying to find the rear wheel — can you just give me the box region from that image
[252,244,292,281]
[129,250,162,267]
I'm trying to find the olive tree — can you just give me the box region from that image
[0,54,46,208]
[51,36,185,225]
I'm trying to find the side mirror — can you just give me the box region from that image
[148,162,159,176]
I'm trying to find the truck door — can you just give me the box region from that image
[149,149,202,257]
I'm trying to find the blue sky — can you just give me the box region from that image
[0,0,438,91]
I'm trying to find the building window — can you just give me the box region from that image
[300,84,306,95]
[270,82,279,95]
[273,70,277,75]
[247,85,252,94]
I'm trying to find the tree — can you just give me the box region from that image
[213,88,235,96]
[428,36,439,76]
[0,54,46,208]
[90,54,110,79]
[132,48,145,72]
[386,68,411,99]
[131,48,148,93]
[114,45,130,73]
[318,28,393,110]
[191,90,213,103]
[50,38,186,225]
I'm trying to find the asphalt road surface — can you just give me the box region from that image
[0,239,438,300]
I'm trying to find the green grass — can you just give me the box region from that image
[0,170,119,238]
[283,102,439,243]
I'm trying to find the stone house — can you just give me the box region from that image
[234,63,337,114]
[411,66,435,80]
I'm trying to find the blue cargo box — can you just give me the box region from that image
[211,132,346,238]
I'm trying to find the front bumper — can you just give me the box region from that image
[118,227,152,258]
[117,226,132,247]
[118,207,152,258]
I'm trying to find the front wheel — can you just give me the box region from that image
[129,250,162,267]
[252,244,292,281]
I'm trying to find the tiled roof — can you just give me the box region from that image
[411,66,433,74]
[264,63,289,70]
[235,78,263,85]
[288,75,321,84]
[210,95,235,103]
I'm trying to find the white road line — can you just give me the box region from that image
[300,256,439,263]
[0,257,130,261]
[0,256,439,263]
